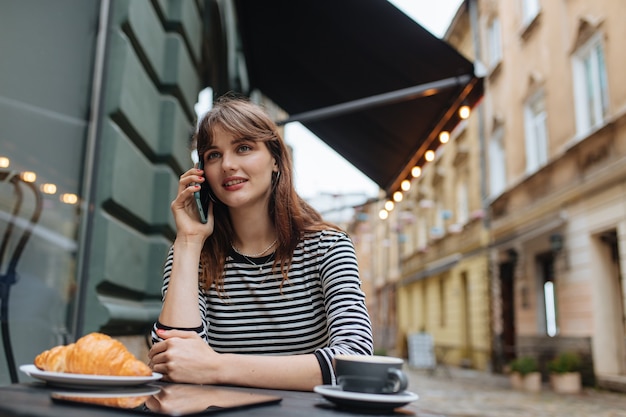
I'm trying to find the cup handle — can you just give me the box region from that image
[384,368,408,394]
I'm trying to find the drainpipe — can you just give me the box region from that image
[468,0,488,225]
[467,0,498,371]
[72,0,112,339]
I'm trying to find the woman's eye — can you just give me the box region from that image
[207,151,220,160]
[238,144,252,153]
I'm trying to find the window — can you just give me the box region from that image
[417,217,427,250]
[439,277,446,327]
[521,0,540,27]
[488,126,507,197]
[487,17,502,68]
[524,91,549,174]
[537,252,558,336]
[431,200,444,239]
[572,33,609,136]
[456,179,469,225]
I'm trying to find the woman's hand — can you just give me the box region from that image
[148,329,222,384]
[171,167,214,241]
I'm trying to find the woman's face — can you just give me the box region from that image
[201,125,277,210]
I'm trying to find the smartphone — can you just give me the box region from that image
[193,157,209,224]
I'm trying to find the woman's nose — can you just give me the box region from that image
[221,152,237,171]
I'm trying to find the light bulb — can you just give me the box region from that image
[40,183,57,194]
[21,171,37,183]
[459,105,471,119]
[60,193,79,205]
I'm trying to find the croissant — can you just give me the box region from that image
[34,332,152,376]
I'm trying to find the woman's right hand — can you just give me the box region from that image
[171,167,214,241]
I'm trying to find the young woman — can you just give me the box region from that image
[148,95,373,391]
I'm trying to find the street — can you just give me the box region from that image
[407,367,626,417]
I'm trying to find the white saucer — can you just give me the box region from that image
[314,385,418,409]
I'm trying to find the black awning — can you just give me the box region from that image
[233,0,483,193]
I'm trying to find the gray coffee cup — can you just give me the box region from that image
[334,354,409,394]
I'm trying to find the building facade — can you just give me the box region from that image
[481,0,626,388]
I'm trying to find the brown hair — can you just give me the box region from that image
[194,94,340,293]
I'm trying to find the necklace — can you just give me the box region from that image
[232,239,277,257]
[232,248,276,272]
[232,239,278,272]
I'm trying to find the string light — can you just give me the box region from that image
[60,193,79,205]
[21,171,37,182]
[459,104,471,119]
[0,157,9,168]
[411,166,422,178]
[425,150,435,162]
[40,183,57,194]
[401,179,411,191]
[393,191,403,202]
[379,209,389,220]
[384,200,395,212]
[439,131,450,143]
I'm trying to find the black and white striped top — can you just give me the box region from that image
[152,230,373,385]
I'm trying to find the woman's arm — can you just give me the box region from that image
[157,240,204,328]
[156,167,214,329]
[149,329,323,391]
[314,232,374,384]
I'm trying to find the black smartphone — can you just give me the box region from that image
[193,157,209,224]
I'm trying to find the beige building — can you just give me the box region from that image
[481,0,626,389]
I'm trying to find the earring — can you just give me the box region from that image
[271,171,280,188]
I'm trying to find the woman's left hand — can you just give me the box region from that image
[148,329,222,384]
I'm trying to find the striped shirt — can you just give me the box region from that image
[152,229,373,385]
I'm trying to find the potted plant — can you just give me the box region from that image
[548,352,582,394]
[509,356,541,393]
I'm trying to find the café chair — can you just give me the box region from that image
[0,170,43,383]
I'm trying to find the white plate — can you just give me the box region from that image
[314,385,418,409]
[20,364,163,388]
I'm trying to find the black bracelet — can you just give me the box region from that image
[155,320,203,333]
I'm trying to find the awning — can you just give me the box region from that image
[233,0,483,193]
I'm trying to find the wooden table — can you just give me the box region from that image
[0,382,433,417]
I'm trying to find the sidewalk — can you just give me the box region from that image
[406,366,626,417]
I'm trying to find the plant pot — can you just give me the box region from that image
[509,372,523,390]
[522,372,542,393]
[550,372,581,394]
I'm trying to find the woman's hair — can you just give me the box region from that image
[194,94,340,292]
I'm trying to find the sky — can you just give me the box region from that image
[284,0,464,208]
